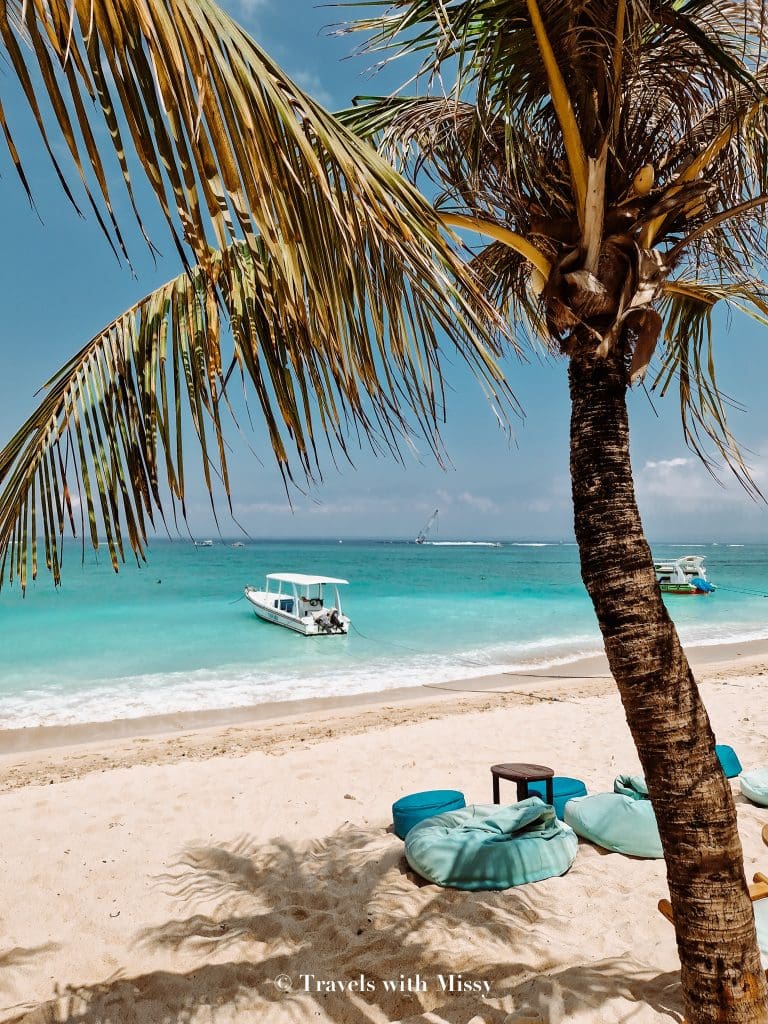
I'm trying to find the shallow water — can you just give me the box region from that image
[1,540,766,727]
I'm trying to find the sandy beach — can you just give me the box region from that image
[2,644,768,1023]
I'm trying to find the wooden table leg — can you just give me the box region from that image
[546,778,554,805]
[492,773,500,804]
[516,781,529,801]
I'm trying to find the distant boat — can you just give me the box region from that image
[415,509,439,544]
[231,542,245,548]
[654,555,716,595]
[415,508,501,546]
[193,539,213,547]
[244,573,350,636]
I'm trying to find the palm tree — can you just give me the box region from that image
[1,0,767,1019]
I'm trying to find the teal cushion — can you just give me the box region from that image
[564,775,663,859]
[613,774,649,799]
[392,790,466,839]
[740,769,768,807]
[528,777,588,819]
[754,899,768,969]
[404,797,578,890]
[716,744,743,779]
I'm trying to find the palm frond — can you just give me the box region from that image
[0,240,515,589]
[0,0,507,350]
[338,1,768,495]
[466,241,549,347]
[0,0,528,587]
[654,278,768,497]
[338,95,573,246]
[340,2,768,213]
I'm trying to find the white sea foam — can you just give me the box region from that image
[426,541,502,547]
[677,622,768,647]
[4,615,767,730]
[3,537,765,731]
[0,633,603,729]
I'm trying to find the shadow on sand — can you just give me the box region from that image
[6,825,683,1023]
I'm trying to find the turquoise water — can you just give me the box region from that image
[0,541,766,727]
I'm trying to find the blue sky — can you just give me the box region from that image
[0,0,766,543]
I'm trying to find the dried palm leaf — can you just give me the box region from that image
[0,0,520,587]
[654,277,768,496]
[0,240,515,589]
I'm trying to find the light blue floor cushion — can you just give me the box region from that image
[754,899,768,969]
[528,777,588,819]
[740,768,768,807]
[564,774,663,859]
[404,797,578,890]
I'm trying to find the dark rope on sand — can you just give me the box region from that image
[421,681,590,704]
[351,624,610,692]
[503,671,611,679]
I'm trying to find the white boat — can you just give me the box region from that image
[654,555,716,595]
[244,573,350,636]
[415,509,439,544]
[194,539,213,547]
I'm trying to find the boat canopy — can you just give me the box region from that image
[266,573,348,586]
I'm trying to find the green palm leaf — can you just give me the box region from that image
[0,240,515,588]
[0,0,519,588]
[656,278,768,495]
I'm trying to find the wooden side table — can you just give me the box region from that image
[491,762,554,805]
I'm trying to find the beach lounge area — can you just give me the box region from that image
[2,642,767,1024]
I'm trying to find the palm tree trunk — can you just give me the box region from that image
[568,342,768,1023]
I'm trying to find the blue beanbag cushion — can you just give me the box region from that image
[404,797,578,890]
[564,774,663,859]
[740,768,768,807]
[716,744,743,779]
[392,789,466,840]
[528,776,588,819]
[754,900,768,969]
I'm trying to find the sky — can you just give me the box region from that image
[0,1,766,544]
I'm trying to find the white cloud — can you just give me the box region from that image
[457,491,500,514]
[432,489,500,514]
[291,69,334,109]
[230,0,268,14]
[643,457,691,472]
[639,455,720,502]
[232,500,293,516]
[633,445,768,544]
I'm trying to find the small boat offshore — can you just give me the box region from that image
[244,573,350,635]
[654,555,716,595]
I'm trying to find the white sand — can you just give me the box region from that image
[1,654,768,1023]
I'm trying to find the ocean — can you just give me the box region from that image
[1,540,766,728]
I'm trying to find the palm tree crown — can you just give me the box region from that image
[341,0,768,485]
